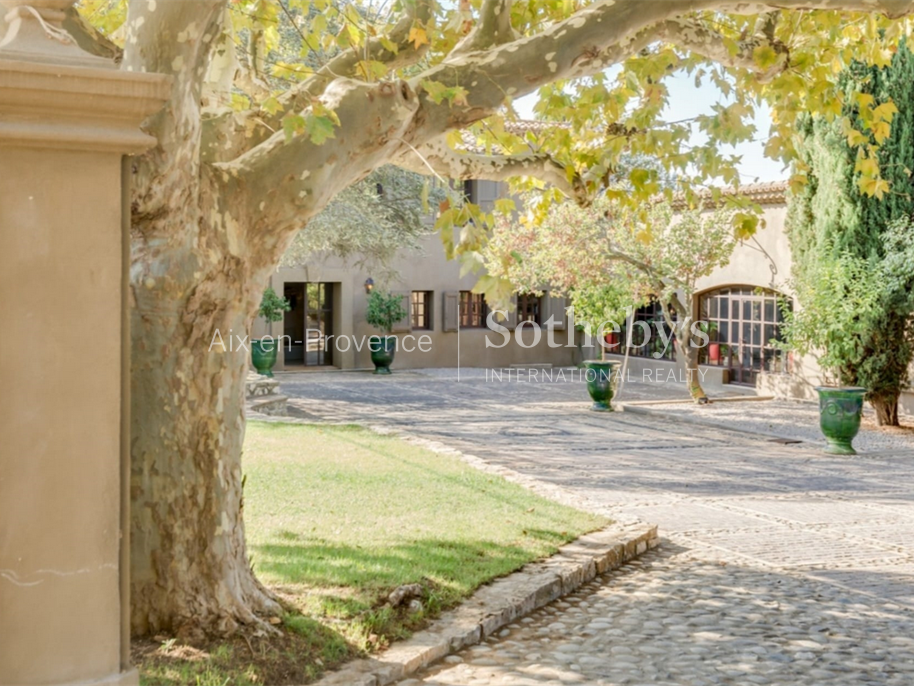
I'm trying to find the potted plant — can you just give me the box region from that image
[815,386,867,454]
[365,290,408,374]
[697,321,720,362]
[649,332,667,359]
[582,359,620,411]
[251,287,290,377]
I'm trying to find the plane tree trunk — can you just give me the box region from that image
[129,255,282,639]
[664,293,709,403]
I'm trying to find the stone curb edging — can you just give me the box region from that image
[308,523,659,686]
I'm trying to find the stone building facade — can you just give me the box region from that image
[256,178,913,411]
[253,179,584,372]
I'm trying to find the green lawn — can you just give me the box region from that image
[139,421,606,685]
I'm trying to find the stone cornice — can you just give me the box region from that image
[0,58,171,153]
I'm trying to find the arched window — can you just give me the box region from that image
[699,286,791,385]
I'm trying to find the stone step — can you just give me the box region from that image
[246,372,280,399]
[247,394,288,417]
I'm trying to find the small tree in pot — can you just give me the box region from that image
[251,287,291,377]
[365,290,408,374]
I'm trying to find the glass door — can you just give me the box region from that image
[304,283,333,366]
[700,287,789,386]
[283,282,334,367]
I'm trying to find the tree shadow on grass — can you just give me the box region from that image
[254,529,569,609]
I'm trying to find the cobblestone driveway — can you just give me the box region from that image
[278,369,914,685]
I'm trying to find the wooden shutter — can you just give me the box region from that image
[442,291,459,332]
[391,291,411,333]
[424,291,435,331]
[545,292,567,330]
[475,180,502,212]
[504,295,518,330]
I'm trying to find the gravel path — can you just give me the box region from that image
[628,398,914,453]
[403,548,914,686]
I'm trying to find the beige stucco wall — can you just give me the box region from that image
[254,233,588,371]
[695,202,793,298]
[0,31,167,686]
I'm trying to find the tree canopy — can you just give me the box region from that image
[74,0,914,276]
[280,165,444,275]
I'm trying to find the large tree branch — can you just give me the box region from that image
[212,78,422,271]
[656,14,788,82]
[125,0,227,219]
[452,0,517,56]
[394,135,590,205]
[63,6,122,62]
[268,0,433,119]
[123,0,225,103]
[404,0,914,144]
[225,0,914,263]
[201,0,433,165]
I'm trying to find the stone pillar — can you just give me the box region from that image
[0,3,168,685]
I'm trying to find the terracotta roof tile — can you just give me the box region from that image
[670,181,788,209]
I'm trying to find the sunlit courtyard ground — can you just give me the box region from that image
[275,369,914,686]
[138,369,914,685]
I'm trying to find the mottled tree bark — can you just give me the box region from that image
[130,262,281,638]
[872,393,900,426]
[665,294,709,403]
[127,160,283,636]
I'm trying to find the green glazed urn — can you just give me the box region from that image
[251,339,278,377]
[369,335,397,375]
[583,360,619,412]
[815,386,866,455]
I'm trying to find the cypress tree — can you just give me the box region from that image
[787,42,914,425]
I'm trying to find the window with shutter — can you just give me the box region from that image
[459,291,488,328]
[544,293,567,330]
[516,293,542,325]
[410,291,432,330]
